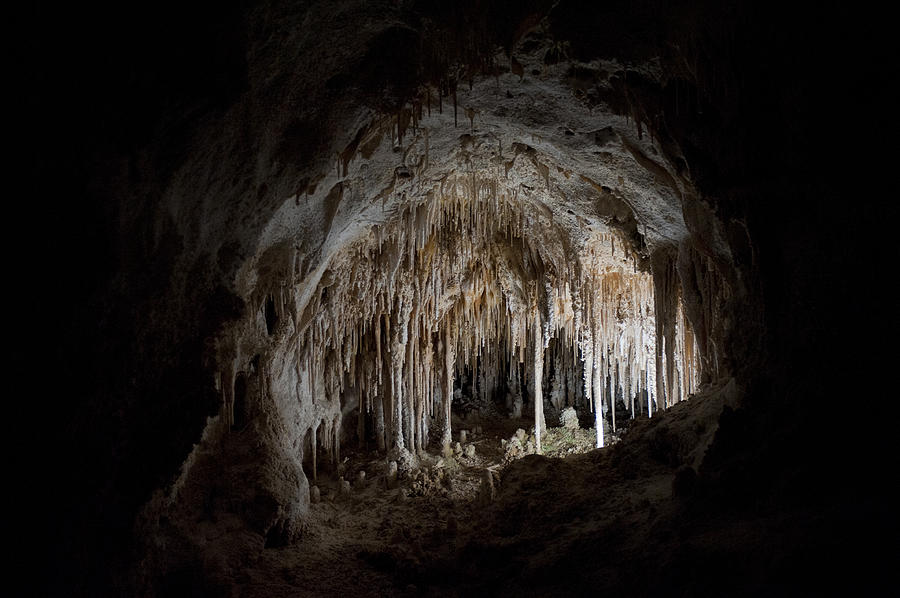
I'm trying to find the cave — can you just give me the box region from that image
[31,1,893,596]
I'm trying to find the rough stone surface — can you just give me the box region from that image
[559,406,579,430]
[386,461,398,489]
[32,1,893,595]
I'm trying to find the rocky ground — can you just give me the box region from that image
[231,383,729,597]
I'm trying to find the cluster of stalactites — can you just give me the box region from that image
[281,170,700,455]
[652,250,702,412]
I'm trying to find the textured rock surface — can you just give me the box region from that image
[29,0,894,595]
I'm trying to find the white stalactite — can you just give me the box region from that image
[279,169,701,462]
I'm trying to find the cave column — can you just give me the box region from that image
[392,353,405,450]
[375,392,386,451]
[389,309,405,451]
[404,319,416,450]
[375,314,387,451]
[593,327,605,448]
[442,324,455,456]
[391,328,406,451]
[533,309,544,454]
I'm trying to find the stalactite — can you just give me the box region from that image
[652,249,679,410]
[334,415,341,466]
[283,166,701,466]
[311,424,318,484]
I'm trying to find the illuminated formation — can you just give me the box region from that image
[220,155,701,479]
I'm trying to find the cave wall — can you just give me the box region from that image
[28,0,892,594]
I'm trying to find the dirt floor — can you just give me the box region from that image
[239,412,545,597]
[164,377,893,597]
[234,391,714,597]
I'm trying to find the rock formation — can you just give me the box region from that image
[30,0,892,595]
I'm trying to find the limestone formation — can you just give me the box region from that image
[479,467,501,504]
[560,407,579,430]
[386,461,398,489]
[42,1,886,595]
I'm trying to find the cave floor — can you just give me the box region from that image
[226,384,882,597]
[236,411,643,597]
[240,414,535,596]
[163,381,889,596]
